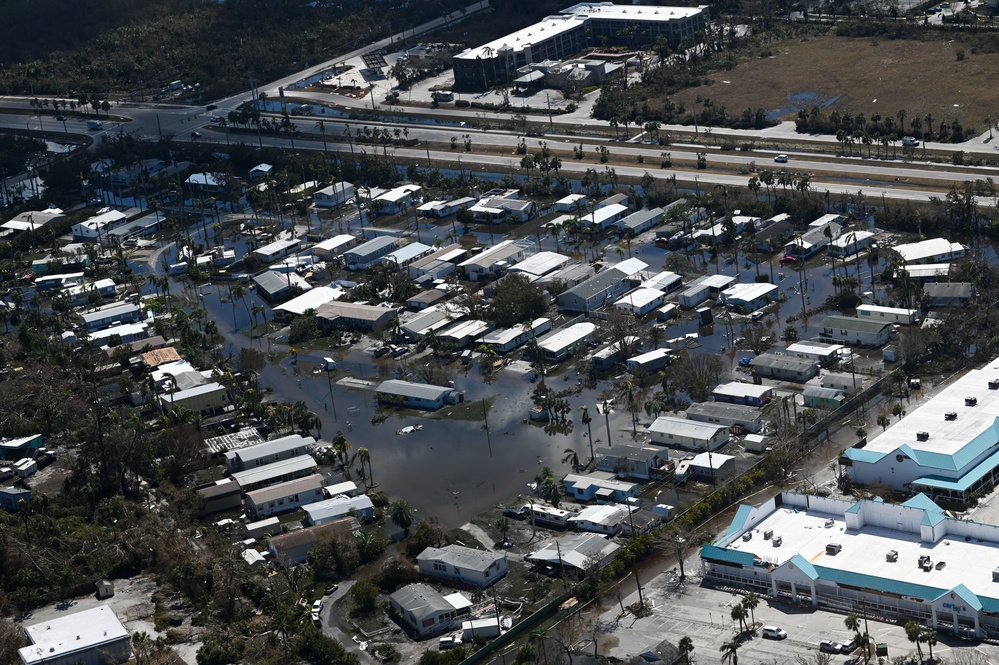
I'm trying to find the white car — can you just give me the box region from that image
[762,626,787,640]
[774,154,788,163]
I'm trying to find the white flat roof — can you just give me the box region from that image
[647,415,727,438]
[863,362,999,456]
[510,251,570,277]
[385,242,432,264]
[894,238,965,262]
[538,322,596,352]
[20,605,129,665]
[313,234,356,252]
[719,494,999,605]
[458,12,589,60]
[721,282,779,302]
[615,287,664,309]
[713,381,772,399]
[274,286,343,316]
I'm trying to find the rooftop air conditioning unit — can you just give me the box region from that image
[989,380,999,390]
[945,412,958,421]
[966,397,979,406]
[916,431,930,441]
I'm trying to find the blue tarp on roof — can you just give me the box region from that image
[701,545,755,567]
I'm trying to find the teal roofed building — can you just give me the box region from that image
[701,491,999,639]
[841,355,999,507]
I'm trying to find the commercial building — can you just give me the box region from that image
[701,490,999,639]
[245,473,326,517]
[452,3,709,90]
[719,282,779,314]
[375,380,463,410]
[647,415,729,451]
[536,322,596,362]
[557,267,630,312]
[18,605,132,665]
[563,471,638,502]
[842,356,999,505]
[750,355,820,383]
[344,236,398,270]
[315,301,397,332]
[892,238,966,265]
[417,545,509,588]
[819,315,893,347]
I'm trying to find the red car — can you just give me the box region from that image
[779,255,799,265]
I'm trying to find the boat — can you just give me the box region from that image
[396,424,424,435]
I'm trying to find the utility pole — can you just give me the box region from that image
[482,398,493,457]
[325,362,339,423]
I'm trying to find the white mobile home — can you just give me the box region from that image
[856,304,920,325]
[313,181,356,208]
[537,322,596,362]
[819,315,894,347]
[626,348,672,373]
[253,238,302,264]
[480,318,552,354]
[344,236,398,270]
[720,282,779,314]
[311,234,358,261]
[614,288,666,317]
[647,415,730,451]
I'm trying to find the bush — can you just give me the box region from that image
[455,100,470,108]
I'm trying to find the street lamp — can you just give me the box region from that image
[324,358,339,423]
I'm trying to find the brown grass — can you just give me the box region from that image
[671,35,999,132]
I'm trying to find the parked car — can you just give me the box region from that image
[324,584,339,595]
[762,626,787,640]
[206,104,219,111]
[779,255,799,265]
[191,131,202,138]
[774,154,788,163]
[820,640,844,654]
[739,357,753,367]
[439,636,460,650]
[751,310,766,321]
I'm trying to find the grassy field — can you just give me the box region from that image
[670,34,999,134]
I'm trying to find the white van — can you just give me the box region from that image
[763,626,787,640]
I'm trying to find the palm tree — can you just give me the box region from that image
[904,621,923,661]
[561,447,580,470]
[355,447,373,488]
[580,406,594,463]
[494,517,509,544]
[719,638,741,665]
[677,636,694,664]
[741,592,759,630]
[616,379,644,436]
[846,614,869,665]
[389,500,414,536]
[730,602,747,634]
[920,627,936,663]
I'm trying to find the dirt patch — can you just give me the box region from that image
[671,35,999,132]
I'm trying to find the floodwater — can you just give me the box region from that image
[130,206,896,527]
